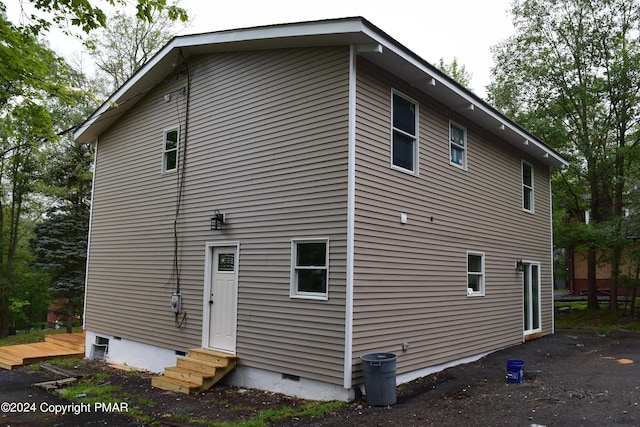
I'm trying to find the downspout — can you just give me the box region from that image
[343,45,357,390]
[549,169,555,334]
[82,138,98,330]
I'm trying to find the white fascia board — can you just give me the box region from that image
[176,18,367,47]
[73,40,176,142]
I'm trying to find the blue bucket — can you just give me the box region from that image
[506,359,525,384]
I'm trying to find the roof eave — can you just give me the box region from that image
[74,17,569,169]
[73,17,373,143]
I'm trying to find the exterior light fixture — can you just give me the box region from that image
[515,260,524,272]
[211,210,224,230]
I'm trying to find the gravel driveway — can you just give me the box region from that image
[297,329,640,426]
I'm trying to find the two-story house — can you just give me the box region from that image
[74,17,568,401]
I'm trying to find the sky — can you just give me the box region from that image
[8,0,517,98]
[178,0,517,98]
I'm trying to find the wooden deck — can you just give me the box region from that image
[0,332,85,370]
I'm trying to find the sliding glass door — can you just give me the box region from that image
[523,262,541,334]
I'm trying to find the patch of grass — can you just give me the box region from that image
[119,393,158,425]
[207,401,347,427]
[91,371,110,381]
[555,301,640,330]
[59,380,121,405]
[54,366,164,426]
[164,412,191,422]
[56,369,121,405]
[0,327,82,347]
[131,396,156,408]
[128,410,158,426]
[556,301,589,310]
[45,357,83,370]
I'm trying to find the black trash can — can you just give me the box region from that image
[360,353,397,406]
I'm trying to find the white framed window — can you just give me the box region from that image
[449,121,466,169]
[522,160,534,213]
[162,127,179,173]
[391,90,419,174]
[467,251,485,296]
[290,239,329,300]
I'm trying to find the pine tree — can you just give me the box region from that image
[31,142,92,332]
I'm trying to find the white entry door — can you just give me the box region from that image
[523,262,541,335]
[207,246,238,353]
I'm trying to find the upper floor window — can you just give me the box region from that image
[522,161,534,212]
[467,251,485,297]
[449,121,466,169]
[391,91,418,174]
[290,239,329,300]
[163,128,179,173]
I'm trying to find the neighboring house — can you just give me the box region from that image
[74,17,569,401]
[46,303,63,329]
[567,249,637,297]
[564,210,637,297]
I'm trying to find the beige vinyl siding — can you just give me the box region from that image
[351,59,553,381]
[86,46,350,384]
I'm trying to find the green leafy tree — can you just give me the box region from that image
[437,57,473,90]
[27,6,181,332]
[7,258,51,332]
[87,8,188,92]
[0,8,71,107]
[0,1,189,338]
[26,58,96,334]
[0,9,83,337]
[12,0,187,36]
[488,0,640,309]
[0,101,57,337]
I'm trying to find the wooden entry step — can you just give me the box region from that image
[151,349,236,394]
[0,332,86,370]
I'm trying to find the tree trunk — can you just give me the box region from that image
[587,248,600,309]
[66,299,73,334]
[610,245,621,311]
[630,267,638,317]
[587,166,600,310]
[609,140,627,311]
[0,170,7,338]
[0,285,9,338]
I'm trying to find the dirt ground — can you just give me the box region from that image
[2,329,639,426]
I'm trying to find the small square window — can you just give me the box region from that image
[522,161,534,212]
[391,91,418,174]
[449,122,466,169]
[467,252,485,296]
[163,128,179,173]
[291,239,329,300]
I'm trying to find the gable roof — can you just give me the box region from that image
[74,17,568,168]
